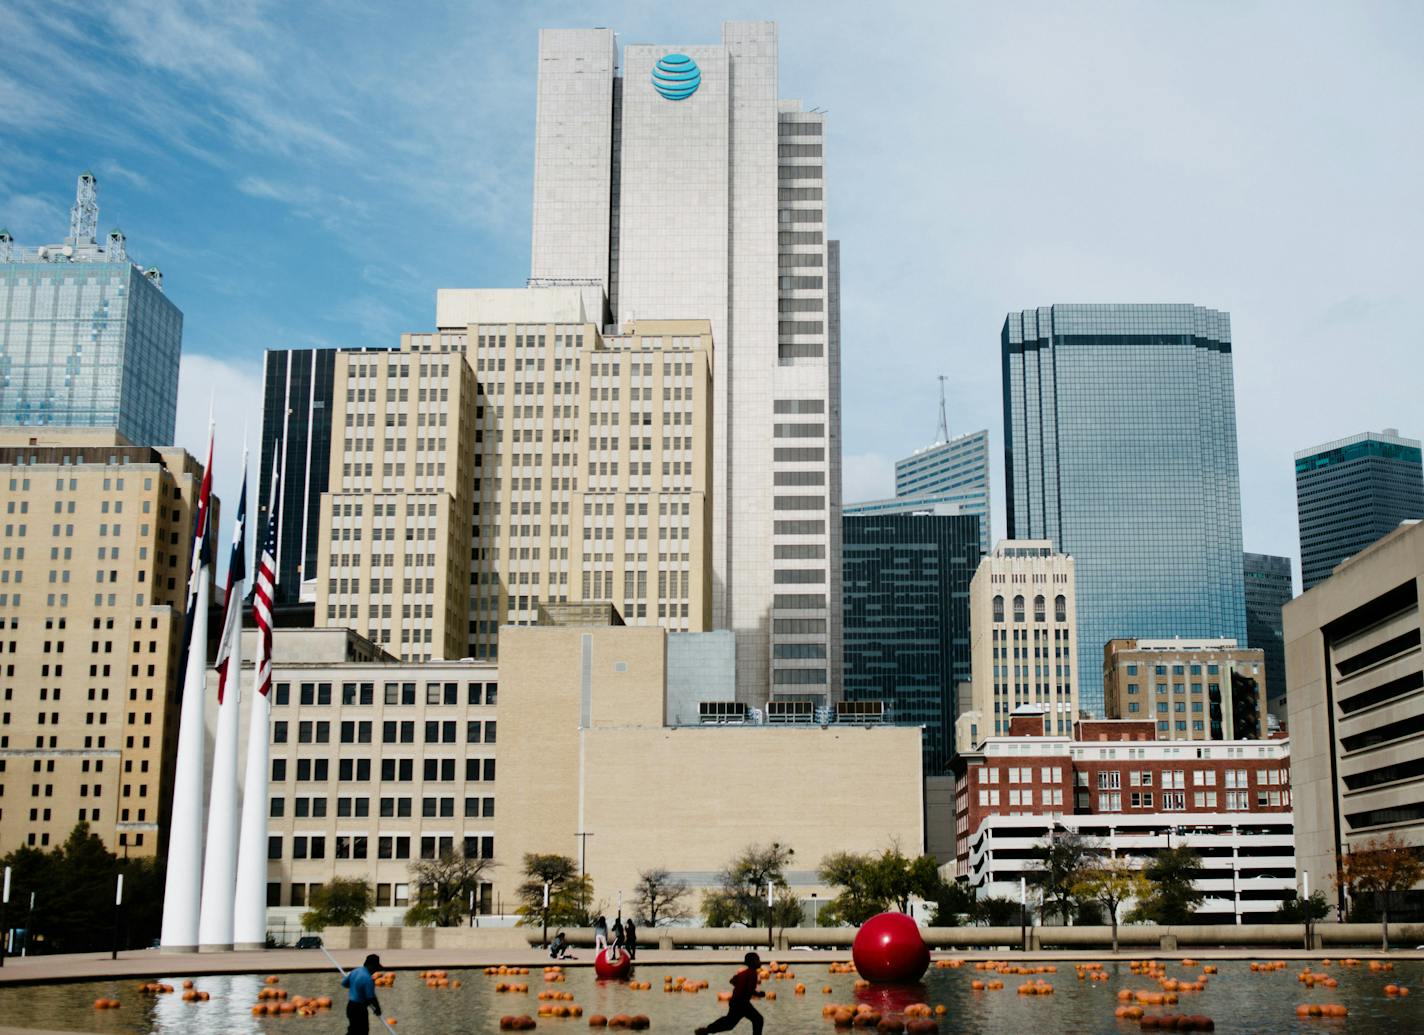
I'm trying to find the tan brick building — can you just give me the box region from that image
[1103,637,1269,741]
[316,291,714,662]
[0,429,207,856]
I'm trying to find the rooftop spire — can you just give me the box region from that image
[936,374,949,444]
[69,171,99,244]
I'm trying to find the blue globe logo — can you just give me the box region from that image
[652,53,700,101]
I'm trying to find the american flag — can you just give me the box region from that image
[213,466,247,705]
[252,458,279,699]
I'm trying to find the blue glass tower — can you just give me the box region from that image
[0,174,182,445]
[841,511,981,772]
[1002,304,1246,715]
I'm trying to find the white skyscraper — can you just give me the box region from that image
[530,23,842,706]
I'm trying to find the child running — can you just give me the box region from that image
[696,951,765,1035]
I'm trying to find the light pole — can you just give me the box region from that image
[0,866,10,968]
[1019,876,1027,953]
[542,882,550,951]
[575,832,594,918]
[810,893,819,928]
[1231,825,1240,925]
[111,873,124,961]
[766,882,774,951]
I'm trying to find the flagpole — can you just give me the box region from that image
[234,447,280,950]
[160,421,215,952]
[199,449,248,951]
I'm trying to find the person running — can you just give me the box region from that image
[696,952,764,1035]
[623,917,638,961]
[593,914,609,955]
[341,953,384,1035]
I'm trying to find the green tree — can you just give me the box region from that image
[1070,857,1149,953]
[403,850,494,927]
[970,895,1021,927]
[701,843,795,927]
[517,853,595,927]
[1274,891,1330,924]
[866,848,942,914]
[634,868,690,927]
[1129,846,1204,925]
[927,880,975,927]
[1335,833,1424,950]
[301,878,373,931]
[1026,831,1093,925]
[817,852,881,926]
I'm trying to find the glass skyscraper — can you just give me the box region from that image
[1294,429,1423,591]
[0,173,181,445]
[1002,304,1246,715]
[842,511,980,773]
[259,347,388,604]
[891,429,991,556]
[1243,551,1293,723]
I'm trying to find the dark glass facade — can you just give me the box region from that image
[259,348,386,603]
[1295,432,1423,591]
[1243,551,1292,721]
[1002,304,1246,716]
[841,512,981,774]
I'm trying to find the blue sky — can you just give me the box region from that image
[4,1,1423,585]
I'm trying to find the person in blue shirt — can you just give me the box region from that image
[341,953,384,1035]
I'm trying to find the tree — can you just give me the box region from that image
[1129,846,1204,925]
[1335,833,1424,950]
[1071,857,1149,953]
[817,852,881,927]
[927,880,975,927]
[301,878,373,931]
[1026,831,1093,925]
[517,854,595,927]
[1274,891,1330,924]
[970,895,1021,927]
[701,843,795,927]
[403,850,494,927]
[866,848,943,914]
[634,868,690,927]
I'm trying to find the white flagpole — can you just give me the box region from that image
[199,449,248,950]
[160,421,215,951]
[234,448,280,949]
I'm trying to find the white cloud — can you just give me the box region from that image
[175,352,264,576]
[842,452,895,506]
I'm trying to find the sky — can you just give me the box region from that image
[4,0,1423,588]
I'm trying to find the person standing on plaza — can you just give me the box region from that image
[593,914,609,955]
[611,916,626,960]
[341,953,384,1035]
[696,952,765,1035]
[624,917,638,961]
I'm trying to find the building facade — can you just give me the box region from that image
[529,24,842,706]
[892,429,991,556]
[1295,429,1423,592]
[1002,304,1246,715]
[952,711,1295,923]
[1284,519,1424,919]
[315,302,715,663]
[841,512,981,773]
[1103,638,1268,741]
[259,348,388,604]
[964,540,1077,748]
[1244,552,1293,725]
[0,174,182,446]
[0,430,206,856]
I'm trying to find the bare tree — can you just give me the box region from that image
[634,868,690,926]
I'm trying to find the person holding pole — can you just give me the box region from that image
[340,953,385,1035]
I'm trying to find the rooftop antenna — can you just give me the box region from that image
[936,374,949,444]
[70,171,99,244]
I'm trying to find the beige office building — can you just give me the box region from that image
[962,540,1077,749]
[1284,519,1424,912]
[1103,638,1268,741]
[0,430,206,856]
[251,617,921,932]
[318,288,714,663]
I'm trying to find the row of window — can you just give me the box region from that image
[272,681,497,706]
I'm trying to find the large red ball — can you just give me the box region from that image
[594,949,632,981]
[852,912,930,984]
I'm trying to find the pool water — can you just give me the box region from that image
[0,959,1421,1034]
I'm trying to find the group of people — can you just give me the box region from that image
[341,946,767,1035]
[546,914,639,961]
